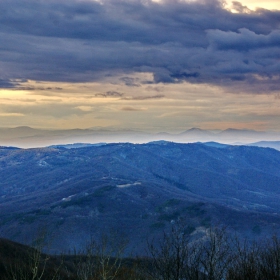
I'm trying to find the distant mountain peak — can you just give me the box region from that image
[179,127,213,136]
[187,127,203,132]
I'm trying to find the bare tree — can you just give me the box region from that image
[199,227,232,280]
[5,231,63,280]
[145,223,202,280]
[228,235,280,280]
[75,233,127,280]
[226,236,262,280]
[259,235,280,279]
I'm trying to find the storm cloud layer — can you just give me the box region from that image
[1,0,280,92]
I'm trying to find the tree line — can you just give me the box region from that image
[1,225,280,279]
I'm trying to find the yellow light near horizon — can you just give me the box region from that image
[152,0,280,10]
[226,0,280,11]
[0,89,25,98]
[148,0,280,10]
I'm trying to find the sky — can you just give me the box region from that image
[0,0,280,132]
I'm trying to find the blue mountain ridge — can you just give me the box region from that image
[1,142,280,254]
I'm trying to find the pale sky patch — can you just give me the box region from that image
[0,113,25,117]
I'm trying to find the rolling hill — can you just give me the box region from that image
[1,142,280,254]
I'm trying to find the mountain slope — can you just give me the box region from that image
[1,142,280,253]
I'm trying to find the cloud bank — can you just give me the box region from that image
[0,0,280,92]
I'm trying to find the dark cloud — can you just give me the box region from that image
[207,28,280,51]
[13,86,63,91]
[122,94,165,100]
[231,1,252,13]
[170,72,200,81]
[95,91,123,98]
[0,79,23,88]
[120,77,141,87]
[0,0,280,92]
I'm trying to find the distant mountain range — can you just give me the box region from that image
[1,142,280,254]
[247,141,280,151]
[1,126,280,149]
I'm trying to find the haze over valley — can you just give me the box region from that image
[1,126,280,150]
